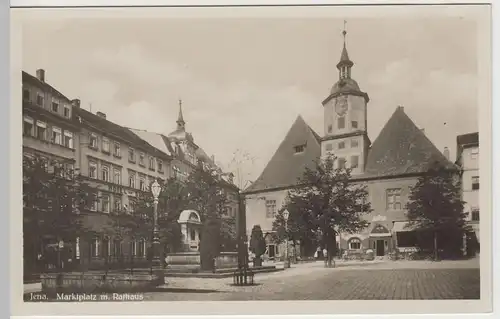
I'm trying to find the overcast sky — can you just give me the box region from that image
[21,13,479,186]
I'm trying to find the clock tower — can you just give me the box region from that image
[321,24,370,175]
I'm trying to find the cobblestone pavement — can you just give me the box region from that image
[144,259,480,301]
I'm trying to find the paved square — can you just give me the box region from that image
[143,261,480,301]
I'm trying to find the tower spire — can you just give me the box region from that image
[176,99,185,130]
[337,20,354,80]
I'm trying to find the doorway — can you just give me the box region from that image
[376,240,385,256]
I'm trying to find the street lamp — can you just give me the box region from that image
[151,179,162,270]
[283,209,290,269]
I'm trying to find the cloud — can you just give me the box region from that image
[81,44,319,183]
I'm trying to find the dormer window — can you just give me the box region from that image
[294,144,306,154]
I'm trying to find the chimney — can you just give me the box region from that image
[96,111,106,120]
[211,155,215,162]
[36,69,45,82]
[420,128,425,134]
[71,99,81,108]
[443,147,450,160]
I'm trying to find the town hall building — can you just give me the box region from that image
[243,29,455,260]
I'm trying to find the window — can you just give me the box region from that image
[102,137,110,153]
[149,157,155,170]
[113,142,121,157]
[471,209,480,221]
[351,139,359,148]
[101,166,109,182]
[102,237,110,257]
[472,176,479,190]
[36,121,47,140]
[471,147,479,159]
[349,238,361,250]
[131,241,137,256]
[101,194,110,213]
[190,229,196,241]
[265,200,277,218]
[51,100,59,113]
[91,238,101,257]
[351,155,359,169]
[113,239,122,257]
[129,172,136,188]
[63,106,70,118]
[89,133,98,149]
[23,89,30,101]
[129,199,136,213]
[23,116,34,136]
[294,145,306,153]
[158,160,163,172]
[338,117,345,129]
[328,125,333,134]
[139,152,145,166]
[114,198,122,213]
[89,162,97,179]
[351,121,358,129]
[63,131,73,149]
[128,148,136,162]
[90,194,98,211]
[338,141,345,149]
[114,169,121,185]
[325,143,333,152]
[137,239,146,257]
[338,157,346,169]
[139,177,146,191]
[36,93,44,107]
[51,126,62,145]
[386,188,402,210]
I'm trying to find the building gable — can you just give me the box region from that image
[244,115,321,194]
[363,106,455,179]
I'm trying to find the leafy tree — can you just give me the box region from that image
[118,177,186,271]
[23,153,97,273]
[272,201,319,260]
[182,162,236,270]
[405,163,467,260]
[249,225,266,266]
[284,154,372,267]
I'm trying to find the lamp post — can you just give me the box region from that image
[150,179,162,270]
[283,209,290,269]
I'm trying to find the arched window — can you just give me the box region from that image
[348,238,362,250]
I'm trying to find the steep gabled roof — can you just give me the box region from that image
[363,106,456,178]
[243,115,321,194]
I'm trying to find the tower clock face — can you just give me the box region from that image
[335,96,348,116]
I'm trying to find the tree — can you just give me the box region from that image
[121,177,187,271]
[285,154,372,267]
[272,200,319,260]
[405,163,467,260]
[249,225,266,266]
[23,153,97,273]
[183,162,235,270]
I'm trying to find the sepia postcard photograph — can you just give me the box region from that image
[10,2,493,317]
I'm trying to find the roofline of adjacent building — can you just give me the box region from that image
[242,168,459,195]
[22,70,73,103]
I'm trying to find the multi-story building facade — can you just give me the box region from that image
[22,70,239,272]
[456,132,480,254]
[74,107,174,268]
[22,69,81,275]
[244,30,456,260]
